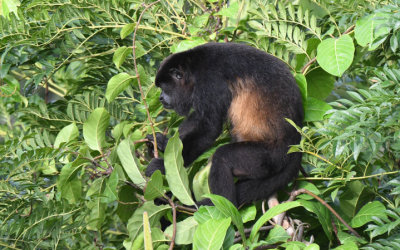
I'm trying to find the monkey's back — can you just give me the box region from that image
[186,43,303,146]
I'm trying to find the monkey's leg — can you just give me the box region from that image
[209,142,300,207]
[208,142,276,206]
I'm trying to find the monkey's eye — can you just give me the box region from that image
[174,71,183,80]
[170,69,183,80]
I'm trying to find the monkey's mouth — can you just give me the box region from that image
[161,102,173,110]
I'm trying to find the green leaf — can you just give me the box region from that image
[294,73,307,106]
[83,108,110,151]
[117,139,146,188]
[57,159,85,204]
[240,205,257,223]
[112,121,129,141]
[0,0,20,18]
[305,243,322,250]
[170,38,207,53]
[121,23,135,39]
[351,201,386,228]
[105,73,136,102]
[194,206,225,224]
[297,181,321,200]
[298,200,332,240]
[304,97,332,122]
[264,225,290,245]
[282,241,307,249]
[54,123,79,148]
[143,212,153,250]
[164,132,195,206]
[355,13,391,50]
[332,241,358,250]
[193,163,211,202]
[306,68,335,100]
[102,170,118,203]
[193,218,231,250]
[165,217,198,245]
[127,202,170,240]
[205,194,245,244]
[218,2,239,19]
[249,201,302,242]
[339,181,374,220]
[355,15,375,47]
[113,46,132,69]
[317,34,355,77]
[144,170,164,200]
[87,199,106,230]
[116,185,138,223]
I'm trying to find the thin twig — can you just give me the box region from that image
[167,198,177,250]
[132,0,161,158]
[343,25,355,35]
[301,57,316,75]
[297,170,400,181]
[291,189,360,237]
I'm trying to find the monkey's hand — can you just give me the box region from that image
[146,133,169,158]
[145,158,165,177]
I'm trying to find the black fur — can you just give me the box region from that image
[146,43,303,207]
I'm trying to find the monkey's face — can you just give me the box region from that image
[155,66,193,116]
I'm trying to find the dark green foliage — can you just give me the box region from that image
[1,0,400,249]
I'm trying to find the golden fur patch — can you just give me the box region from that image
[228,78,274,142]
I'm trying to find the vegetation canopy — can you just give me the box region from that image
[0,0,400,249]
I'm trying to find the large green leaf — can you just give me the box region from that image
[205,194,245,244]
[164,132,195,206]
[54,122,79,148]
[113,47,132,69]
[117,139,146,188]
[57,159,85,204]
[105,73,136,102]
[351,201,386,228]
[193,218,231,250]
[194,206,225,224]
[83,108,110,151]
[355,13,392,49]
[339,181,375,220]
[102,170,118,203]
[144,170,165,200]
[192,163,211,202]
[249,201,302,242]
[304,97,332,122]
[306,68,335,100]
[87,199,106,230]
[316,34,355,77]
[165,217,198,245]
[120,23,135,39]
[298,200,332,240]
[240,205,257,223]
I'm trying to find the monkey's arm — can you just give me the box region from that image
[145,114,221,177]
[179,112,223,166]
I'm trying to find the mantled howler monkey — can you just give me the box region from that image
[145,43,303,207]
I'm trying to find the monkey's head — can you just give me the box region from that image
[155,53,194,116]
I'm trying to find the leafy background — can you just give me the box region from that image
[1,0,400,249]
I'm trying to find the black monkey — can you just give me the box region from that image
[146,43,303,207]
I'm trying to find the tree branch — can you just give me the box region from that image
[132,0,161,158]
